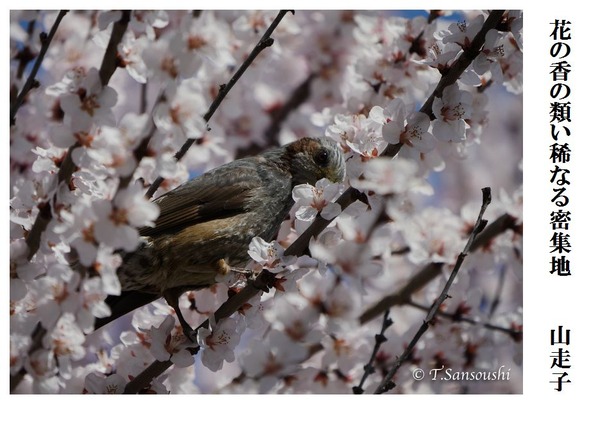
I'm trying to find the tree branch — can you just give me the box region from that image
[406,300,522,340]
[418,10,505,120]
[10,10,68,125]
[23,10,131,261]
[374,187,492,394]
[99,11,131,86]
[352,310,393,394]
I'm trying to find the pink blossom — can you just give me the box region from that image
[58,67,117,132]
[84,372,126,394]
[432,84,473,142]
[370,99,435,152]
[153,78,208,141]
[292,178,344,224]
[93,183,159,251]
[201,317,243,372]
[248,237,292,273]
[149,315,196,367]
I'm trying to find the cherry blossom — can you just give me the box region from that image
[58,67,118,132]
[10,10,523,395]
[148,315,196,367]
[117,31,149,84]
[201,317,243,372]
[248,236,293,273]
[292,177,344,227]
[441,15,485,50]
[92,183,159,251]
[351,157,433,196]
[153,78,208,142]
[84,372,127,394]
[432,83,473,143]
[370,98,436,152]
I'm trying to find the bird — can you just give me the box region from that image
[96,137,346,338]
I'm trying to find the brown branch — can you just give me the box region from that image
[99,11,131,86]
[15,18,38,80]
[123,360,172,394]
[406,300,522,340]
[145,10,294,200]
[352,310,393,394]
[10,10,68,125]
[374,187,491,394]
[419,10,505,120]
[23,10,131,261]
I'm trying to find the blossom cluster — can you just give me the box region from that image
[10,10,523,394]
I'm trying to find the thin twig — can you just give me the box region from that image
[374,188,492,394]
[140,82,148,114]
[352,310,393,394]
[145,10,294,200]
[15,18,38,80]
[406,300,522,340]
[10,10,68,125]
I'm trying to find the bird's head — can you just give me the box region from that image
[284,137,346,186]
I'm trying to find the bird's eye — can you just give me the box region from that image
[314,149,329,167]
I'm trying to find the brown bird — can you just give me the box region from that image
[97,137,346,337]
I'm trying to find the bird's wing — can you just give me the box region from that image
[139,160,257,237]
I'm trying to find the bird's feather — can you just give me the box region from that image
[140,161,259,236]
